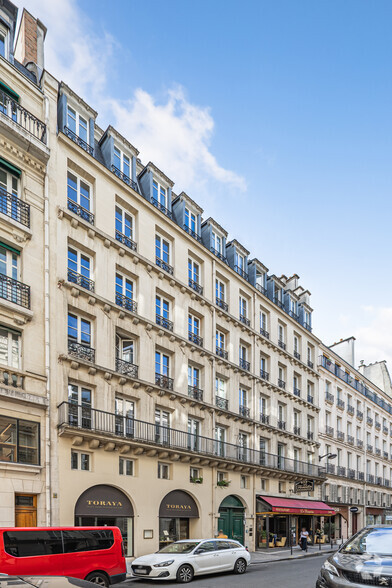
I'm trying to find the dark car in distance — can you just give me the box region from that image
[317,525,392,587]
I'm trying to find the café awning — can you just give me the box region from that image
[257,495,335,516]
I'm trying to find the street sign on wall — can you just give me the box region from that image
[294,480,315,493]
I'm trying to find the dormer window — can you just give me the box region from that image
[212,232,222,254]
[66,106,88,145]
[0,25,8,60]
[289,298,298,320]
[114,146,130,180]
[185,208,197,234]
[153,180,167,207]
[235,252,245,271]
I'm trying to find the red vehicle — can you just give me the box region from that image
[0,526,126,586]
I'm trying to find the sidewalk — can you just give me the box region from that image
[250,543,337,564]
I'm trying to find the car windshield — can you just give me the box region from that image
[158,541,200,554]
[342,528,392,555]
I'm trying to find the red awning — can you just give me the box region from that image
[257,496,335,516]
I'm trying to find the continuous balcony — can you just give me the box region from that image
[239,405,250,418]
[188,385,203,401]
[183,225,201,242]
[68,339,95,363]
[0,274,30,309]
[260,369,269,381]
[216,346,228,360]
[64,126,93,155]
[68,198,94,224]
[115,229,137,251]
[277,379,286,390]
[67,268,95,292]
[115,358,138,378]
[156,314,173,331]
[188,331,203,347]
[156,257,173,275]
[215,297,228,312]
[151,197,172,219]
[239,314,250,327]
[234,265,248,281]
[216,395,228,411]
[155,373,173,390]
[0,90,47,144]
[115,293,137,313]
[188,279,203,295]
[239,357,250,371]
[58,402,325,479]
[260,328,269,339]
[111,164,138,191]
[210,247,227,264]
[0,190,30,227]
[278,340,286,351]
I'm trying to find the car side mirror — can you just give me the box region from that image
[194,549,204,555]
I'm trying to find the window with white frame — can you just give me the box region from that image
[215,279,225,301]
[115,335,134,365]
[239,296,247,319]
[155,409,170,445]
[294,335,300,354]
[278,365,285,384]
[113,146,130,179]
[155,235,170,264]
[188,365,200,388]
[0,168,18,198]
[187,417,200,450]
[115,273,134,304]
[157,462,170,479]
[67,313,91,346]
[239,387,247,408]
[68,383,92,428]
[278,324,285,343]
[216,329,225,350]
[240,475,249,489]
[259,396,267,416]
[188,258,200,285]
[215,377,226,399]
[217,470,227,483]
[71,450,90,471]
[260,311,268,332]
[0,26,7,59]
[0,244,18,280]
[155,351,170,377]
[184,208,197,233]
[119,457,134,476]
[115,206,134,242]
[153,180,167,208]
[67,171,91,212]
[66,106,88,144]
[0,327,20,368]
[156,295,170,322]
[67,247,92,288]
[212,231,222,253]
[188,314,200,337]
[235,252,245,271]
[239,344,247,363]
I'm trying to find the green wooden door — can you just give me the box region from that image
[231,511,244,544]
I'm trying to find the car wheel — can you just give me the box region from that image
[233,558,247,574]
[85,572,110,587]
[176,564,194,583]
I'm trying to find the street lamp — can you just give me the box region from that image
[319,453,337,462]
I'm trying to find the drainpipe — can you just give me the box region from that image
[43,93,52,526]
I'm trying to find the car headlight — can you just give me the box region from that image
[322,560,339,577]
[153,560,175,568]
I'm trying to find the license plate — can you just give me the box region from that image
[136,569,147,574]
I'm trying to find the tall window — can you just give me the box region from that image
[115,335,134,364]
[259,438,267,465]
[67,247,92,289]
[187,417,200,450]
[156,295,170,320]
[216,330,225,350]
[188,365,200,388]
[212,232,222,253]
[0,327,20,368]
[67,313,91,346]
[116,274,133,302]
[185,208,196,233]
[0,415,39,465]
[278,324,284,343]
[239,387,247,407]
[0,169,18,198]
[0,30,6,58]
[260,396,267,416]
[215,377,226,398]
[67,172,91,213]
[115,206,134,241]
[235,252,244,271]
[188,259,200,285]
[68,383,92,428]
[155,409,170,445]
[155,351,169,376]
[0,244,18,280]
[153,180,167,207]
[215,279,225,301]
[67,106,88,143]
[188,314,200,336]
[155,235,170,263]
[239,345,247,362]
[238,432,248,460]
[239,297,247,318]
[260,311,268,332]
[215,426,225,457]
[113,147,130,178]
[115,397,134,436]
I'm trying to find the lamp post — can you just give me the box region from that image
[318,453,337,549]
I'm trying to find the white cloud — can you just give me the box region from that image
[20,0,244,194]
[354,307,392,371]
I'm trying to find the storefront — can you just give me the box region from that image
[74,485,134,556]
[256,496,335,549]
[365,507,385,526]
[327,505,349,541]
[159,490,199,550]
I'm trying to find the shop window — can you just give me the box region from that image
[71,451,90,471]
[119,458,134,476]
[158,462,170,479]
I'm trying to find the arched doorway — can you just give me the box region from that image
[74,485,134,556]
[218,496,245,545]
[159,490,199,550]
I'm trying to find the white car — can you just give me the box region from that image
[131,538,251,583]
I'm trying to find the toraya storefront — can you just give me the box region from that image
[159,490,199,550]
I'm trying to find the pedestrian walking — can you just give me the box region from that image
[299,527,309,551]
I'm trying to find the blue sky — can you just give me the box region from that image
[23,0,392,371]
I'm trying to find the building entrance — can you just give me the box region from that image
[218,496,245,545]
[15,494,37,527]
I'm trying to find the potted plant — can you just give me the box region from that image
[190,476,203,484]
[260,530,267,544]
[217,479,231,487]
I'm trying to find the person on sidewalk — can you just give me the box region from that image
[217,529,228,539]
[299,527,309,551]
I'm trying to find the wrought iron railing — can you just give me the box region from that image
[337,399,345,409]
[188,331,203,346]
[156,314,173,331]
[304,322,312,332]
[357,439,363,447]
[326,463,335,474]
[347,435,354,445]
[325,392,334,404]
[307,394,314,404]
[348,469,356,480]
[115,293,137,313]
[337,431,345,441]
[375,421,381,430]
[188,385,203,401]
[239,357,250,371]
[188,279,203,295]
[155,373,174,390]
[58,401,325,477]
[294,351,301,360]
[156,257,174,275]
[215,395,228,410]
[307,431,314,441]
[384,451,389,459]
[277,378,286,390]
[68,339,95,362]
[278,340,286,350]
[260,369,269,381]
[115,358,138,378]
[64,126,93,155]
[239,314,250,327]
[67,268,95,291]
[367,474,374,484]
[115,229,137,251]
[307,359,314,369]
[215,297,228,312]
[357,410,363,420]
[273,296,284,309]
[210,247,227,263]
[278,420,286,430]
[216,346,228,360]
[347,405,355,416]
[367,417,373,426]
[289,310,299,321]
[0,274,30,309]
[337,466,346,477]
[383,427,389,435]
[183,225,201,242]
[239,405,250,418]
[111,164,138,191]
[234,265,248,281]
[367,444,373,453]
[151,197,172,219]
[256,283,267,295]
[294,426,301,436]
[260,328,269,339]
[375,448,381,456]
[294,387,301,397]
[0,190,30,227]
[325,426,334,437]
[357,471,364,480]
[0,91,47,143]
[67,198,94,224]
[260,413,270,425]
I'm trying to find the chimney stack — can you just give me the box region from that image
[14,9,46,79]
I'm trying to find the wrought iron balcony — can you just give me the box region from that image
[376,476,382,485]
[307,394,314,404]
[68,339,95,362]
[0,190,30,227]
[337,431,345,441]
[289,310,299,322]
[58,401,325,478]
[183,225,201,242]
[326,463,335,474]
[347,404,355,416]
[367,417,373,426]
[115,229,137,251]
[325,392,334,404]
[347,435,354,445]
[256,283,267,295]
[294,387,301,398]
[304,322,312,332]
[357,439,363,448]
[111,164,138,191]
[155,373,173,390]
[375,448,381,456]
[216,346,228,360]
[0,274,30,309]
[375,421,381,430]
[210,247,227,263]
[367,444,373,453]
[260,327,269,339]
[357,410,363,420]
[383,427,389,435]
[294,351,301,360]
[278,378,286,390]
[239,314,250,327]
[260,369,269,381]
[348,468,356,480]
[115,358,138,378]
[357,471,364,481]
[151,197,172,219]
[216,395,228,410]
[293,425,301,436]
[239,357,250,371]
[68,198,94,224]
[188,331,203,346]
[307,431,314,441]
[278,340,286,350]
[367,474,374,484]
[234,265,248,281]
[64,126,93,155]
[188,385,203,401]
[215,297,228,312]
[273,296,284,309]
[384,451,389,459]
[326,426,334,437]
[337,399,345,410]
[67,268,95,292]
[156,257,174,275]
[337,466,346,477]
[239,405,250,418]
[156,314,173,331]
[260,413,270,425]
[188,279,203,295]
[278,420,286,430]
[0,91,47,143]
[115,293,137,313]
[307,359,314,369]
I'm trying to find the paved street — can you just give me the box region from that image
[118,554,328,588]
